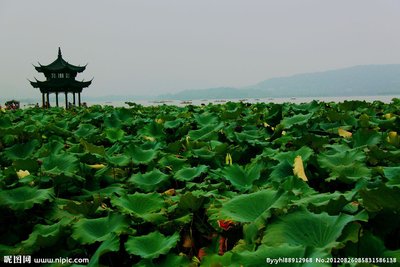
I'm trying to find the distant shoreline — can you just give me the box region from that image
[12,94,400,109]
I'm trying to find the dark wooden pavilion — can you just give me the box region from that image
[30,48,92,108]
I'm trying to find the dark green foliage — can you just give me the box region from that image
[1,100,400,266]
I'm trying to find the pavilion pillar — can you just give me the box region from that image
[65,92,68,109]
[55,92,59,107]
[73,93,76,106]
[42,93,45,108]
[46,93,50,108]
[78,93,81,107]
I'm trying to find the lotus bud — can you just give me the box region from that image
[16,170,30,179]
[293,156,308,182]
[88,164,106,169]
[338,128,352,138]
[225,153,232,165]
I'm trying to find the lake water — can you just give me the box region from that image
[18,94,400,109]
[85,95,400,108]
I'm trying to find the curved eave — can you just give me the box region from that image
[36,58,86,73]
[29,79,92,90]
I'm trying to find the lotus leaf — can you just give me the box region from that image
[111,192,165,222]
[138,121,164,139]
[262,209,368,258]
[80,139,106,156]
[178,192,205,212]
[213,189,282,224]
[87,234,120,267]
[219,163,261,191]
[104,127,125,142]
[74,123,99,139]
[125,231,179,259]
[125,144,158,164]
[352,128,381,147]
[174,165,208,181]
[194,112,219,126]
[274,146,313,163]
[72,213,129,244]
[188,123,223,141]
[0,186,54,210]
[42,153,79,176]
[280,113,313,128]
[128,169,169,192]
[20,221,63,253]
[107,154,130,167]
[4,140,39,160]
[318,148,371,182]
[104,114,122,128]
[359,185,400,213]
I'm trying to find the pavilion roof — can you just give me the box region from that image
[30,78,92,93]
[34,48,87,73]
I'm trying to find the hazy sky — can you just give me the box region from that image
[1,0,400,100]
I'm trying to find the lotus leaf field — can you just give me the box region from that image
[1,100,400,266]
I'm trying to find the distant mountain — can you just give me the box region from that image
[158,64,400,100]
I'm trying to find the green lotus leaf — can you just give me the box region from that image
[383,166,400,187]
[62,197,102,216]
[274,146,313,163]
[4,140,39,160]
[318,148,370,183]
[138,121,164,139]
[201,252,233,267]
[328,163,371,183]
[292,191,354,215]
[280,113,313,128]
[128,169,170,192]
[74,123,99,139]
[220,163,261,191]
[188,123,223,141]
[87,234,120,267]
[0,186,54,210]
[359,185,400,213]
[82,184,126,198]
[231,244,306,267]
[234,129,268,145]
[193,112,219,126]
[164,118,184,129]
[157,155,188,172]
[72,213,129,244]
[178,192,205,212]
[352,128,381,147]
[104,113,122,128]
[192,147,216,160]
[125,231,179,259]
[107,154,130,167]
[20,221,63,254]
[111,192,165,222]
[80,139,106,156]
[214,189,282,223]
[174,165,208,181]
[38,139,65,156]
[125,144,158,164]
[104,127,125,142]
[269,160,294,181]
[262,209,368,258]
[42,153,79,176]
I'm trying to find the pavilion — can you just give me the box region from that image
[30,48,92,108]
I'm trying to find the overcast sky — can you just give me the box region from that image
[1,0,400,100]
